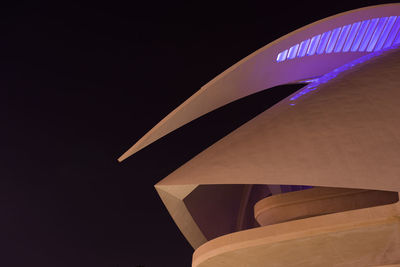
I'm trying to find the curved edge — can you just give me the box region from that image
[192,192,400,267]
[119,3,400,161]
[254,187,399,226]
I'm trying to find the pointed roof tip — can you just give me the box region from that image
[118,4,399,164]
[118,134,154,161]
[118,151,133,162]
[117,145,141,162]
[117,140,142,162]
[117,153,128,162]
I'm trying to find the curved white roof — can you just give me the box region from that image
[119,3,400,161]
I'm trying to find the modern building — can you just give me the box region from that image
[120,4,400,266]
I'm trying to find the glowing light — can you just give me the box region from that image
[359,18,379,51]
[276,50,288,62]
[375,16,396,51]
[334,24,351,52]
[394,27,400,45]
[287,44,299,59]
[277,16,400,63]
[367,17,388,52]
[307,35,321,56]
[297,39,310,57]
[343,22,361,52]
[317,31,331,54]
[289,43,400,102]
[351,20,370,51]
[383,17,400,49]
[326,27,341,53]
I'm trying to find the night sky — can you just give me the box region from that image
[1,1,398,266]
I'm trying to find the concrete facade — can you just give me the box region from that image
[121,4,400,266]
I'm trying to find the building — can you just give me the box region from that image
[120,4,400,266]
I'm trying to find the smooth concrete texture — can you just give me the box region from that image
[119,4,400,160]
[155,47,400,190]
[155,184,207,249]
[122,4,400,266]
[155,184,258,249]
[254,187,399,226]
[154,46,400,251]
[193,195,400,267]
[184,185,245,241]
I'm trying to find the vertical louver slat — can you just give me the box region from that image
[334,24,352,52]
[374,16,396,51]
[307,35,321,56]
[326,27,342,53]
[287,44,300,59]
[393,30,400,45]
[343,22,361,52]
[383,17,400,49]
[317,31,331,54]
[367,17,389,52]
[351,20,370,51]
[297,39,310,57]
[359,18,379,51]
[276,49,288,62]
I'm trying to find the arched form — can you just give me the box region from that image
[155,45,400,249]
[119,3,400,161]
[276,15,400,63]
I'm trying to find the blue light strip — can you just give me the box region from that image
[297,39,310,57]
[334,24,351,52]
[351,20,370,51]
[359,18,379,51]
[375,16,396,51]
[276,50,288,62]
[287,44,299,59]
[343,22,360,52]
[307,35,321,56]
[367,17,388,52]
[326,27,341,53]
[276,16,400,63]
[289,43,400,102]
[383,17,400,49]
[316,31,331,54]
[393,30,400,45]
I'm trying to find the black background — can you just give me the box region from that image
[0,1,397,266]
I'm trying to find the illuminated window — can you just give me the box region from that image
[276,16,400,62]
[276,49,288,62]
[297,39,310,57]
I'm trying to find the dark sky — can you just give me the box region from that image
[0,1,397,266]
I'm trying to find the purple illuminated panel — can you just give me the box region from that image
[351,20,370,51]
[326,27,341,53]
[276,15,400,63]
[375,16,397,51]
[287,44,299,59]
[276,50,288,62]
[334,24,351,52]
[307,35,321,56]
[367,17,388,52]
[316,31,331,54]
[359,18,379,51]
[289,44,400,102]
[383,17,400,49]
[394,30,400,45]
[343,22,361,52]
[297,39,310,57]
